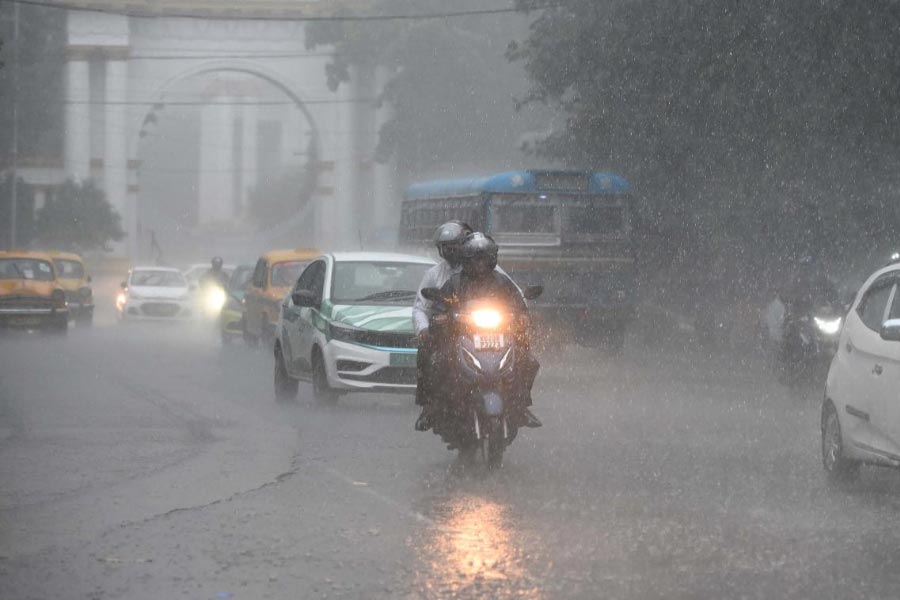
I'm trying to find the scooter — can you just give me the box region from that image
[777,303,843,386]
[421,285,543,468]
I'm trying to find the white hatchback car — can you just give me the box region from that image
[117,267,194,321]
[273,252,435,402]
[823,262,900,481]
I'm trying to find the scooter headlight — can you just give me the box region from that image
[814,316,842,335]
[204,287,227,313]
[116,292,127,310]
[470,308,502,330]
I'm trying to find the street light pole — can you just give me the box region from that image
[9,1,20,250]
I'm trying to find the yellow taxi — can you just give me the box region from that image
[242,248,319,345]
[0,250,69,334]
[48,251,94,326]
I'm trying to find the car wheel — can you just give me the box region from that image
[274,343,299,402]
[312,348,338,403]
[822,401,860,483]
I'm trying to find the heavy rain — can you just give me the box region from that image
[2,1,900,598]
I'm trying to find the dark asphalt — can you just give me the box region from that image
[3,310,900,599]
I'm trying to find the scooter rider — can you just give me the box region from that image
[413,221,473,431]
[434,232,542,429]
[200,256,229,290]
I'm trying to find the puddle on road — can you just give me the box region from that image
[409,492,544,599]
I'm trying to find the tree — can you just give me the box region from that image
[0,174,35,249]
[305,1,547,180]
[34,179,125,252]
[509,0,900,270]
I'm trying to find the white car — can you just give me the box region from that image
[117,267,195,321]
[823,261,900,481]
[273,252,435,402]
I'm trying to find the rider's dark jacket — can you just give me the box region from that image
[438,270,527,314]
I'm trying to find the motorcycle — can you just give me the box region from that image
[776,302,843,386]
[421,284,543,469]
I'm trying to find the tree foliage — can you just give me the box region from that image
[34,179,125,252]
[510,1,900,270]
[305,1,544,179]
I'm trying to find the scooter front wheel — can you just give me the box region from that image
[484,416,506,469]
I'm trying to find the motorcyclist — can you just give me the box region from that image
[779,256,839,318]
[413,221,473,431]
[199,256,229,290]
[432,232,542,429]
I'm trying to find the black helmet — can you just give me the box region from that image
[211,256,223,270]
[460,232,499,279]
[434,221,473,266]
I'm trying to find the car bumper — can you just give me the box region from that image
[323,340,417,394]
[0,307,67,328]
[120,299,193,320]
[220,308,243,336]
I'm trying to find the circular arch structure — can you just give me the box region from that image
[128,60,323,251]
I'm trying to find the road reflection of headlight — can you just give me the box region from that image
[414,496,539,597]
[814,316,842,335]
[204,288,226,313]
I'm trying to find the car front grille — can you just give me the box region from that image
[342,367,417,385]
[352,330,418,349]
[141,303,180,317]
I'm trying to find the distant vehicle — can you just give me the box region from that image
[772,299,843,386]
[0,250,68,334]
[48,251,94,327]
[273,252,434,402]
[220,264,254,344]
[243,248,319,346]
[117,267,193,321]
[182,262,235,286]
[823,262,900,482]
[401,170,635,349]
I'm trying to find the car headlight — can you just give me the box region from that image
[329,322,362,344]
[814,316,842,335]
[469,308,503,330]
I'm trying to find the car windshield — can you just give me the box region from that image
[0,258,55,281]
[53,259,85,279]
[271,260,309,288]
[331,261,432,303]
[131,270,186,288]
[228,266,253,292]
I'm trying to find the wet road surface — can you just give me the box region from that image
[3,313,900,599]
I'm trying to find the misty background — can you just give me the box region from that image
[2,0,900,333]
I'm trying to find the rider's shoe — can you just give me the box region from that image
[515,408,542,428]
[415,407,435,431]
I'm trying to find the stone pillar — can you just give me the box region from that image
[333,68,360,248]
[240,103,258,217]
[65,57,91,181]
[198,97,235,225]
[372,65,397,247]
[104,58,129,255]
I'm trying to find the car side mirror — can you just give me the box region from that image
[120,281,127,289]
[881,319,900,342]
[523,285,544,301]
[420,287,444,303]
[292,289,319,308]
